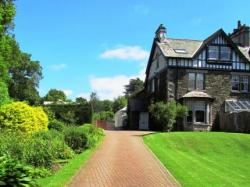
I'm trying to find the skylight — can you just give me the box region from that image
[174,49,187,54]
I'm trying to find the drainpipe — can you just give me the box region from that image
[175,59,179,101]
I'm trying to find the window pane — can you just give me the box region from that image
[231,75,239,91]
[188,73,195,90]
[196,73,204,90]
[208,46,219,60]
[241,76,249,92]
[186,111,193,123]
[195,110,205,122]
[220,47,231,61]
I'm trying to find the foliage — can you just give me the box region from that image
[124,78,144,98]
[112,96,127,112]
[0,102,48,134]
[0,155,36,187]
[44,89,67,102]
[63,127,88,153]
[0,81,10,106]
[0,0,16,35]
[45,104,92,125]
[93,111,114,121]
[89,92,98,113]
[24,130,74,168]
[75,97,88,105]
[80,124,104,148]
[144,132,250,187]
[48,120,65,132]
[149,101,187,131]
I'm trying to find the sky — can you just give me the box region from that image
[14,0,250,100]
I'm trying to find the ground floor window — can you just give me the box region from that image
[185,100,211,124]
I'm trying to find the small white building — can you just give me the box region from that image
[114,107,127,129]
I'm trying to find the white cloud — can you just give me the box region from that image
[88,64,146,100]
[63,89,73,97]
[50,64,68,71]
[133,5,150,15]
[100,46,149,61]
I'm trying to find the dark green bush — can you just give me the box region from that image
[0,155,36,187]
[63,127,88,153]
[48,120,65,132]
[80,124,104,148]
[24,130,74,168]
[93,111,114,121]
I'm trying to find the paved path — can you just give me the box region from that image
[68,131,180,187]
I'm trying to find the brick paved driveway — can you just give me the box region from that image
[68,130,180,187]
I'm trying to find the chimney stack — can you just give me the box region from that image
[229,21,250,47]
[155,24,166,42]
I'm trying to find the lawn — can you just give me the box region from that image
[143,132,250,187]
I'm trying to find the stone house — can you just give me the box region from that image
[128,21,250,131]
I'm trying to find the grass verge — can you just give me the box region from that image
[143,132,250,187]
[36,136,104,187]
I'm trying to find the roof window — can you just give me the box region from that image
[174,49,187,54]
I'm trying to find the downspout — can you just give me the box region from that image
[175,59,179,101]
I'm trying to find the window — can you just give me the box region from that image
[208,46,231,61]
[240,76,249,92]
[186,111,193,123]
[174,49,187,54]
[220,46,231,61]
[188,73,195,90]
[231,75,249,92]
[195,110,205,122]
[231,75,239,91]
[188,73,205,90]
[208,46,219,60]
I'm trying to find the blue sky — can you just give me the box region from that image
[14,0,250,100]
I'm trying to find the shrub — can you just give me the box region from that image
[149,101,188,131]
[80,124,104,148]
[0,155,36,187]
[93,111,114,121]
[24,130,74,168]
[63,127,88,153]
[48,120,65,132]
[0,102,48,134]
[0,131,26,161]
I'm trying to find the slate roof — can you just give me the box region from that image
[157,38,203,58]
[238,46,250,61]
[181,91,213,99]
[156,29,250,61]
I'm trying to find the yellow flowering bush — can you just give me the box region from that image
[0,102,48,134]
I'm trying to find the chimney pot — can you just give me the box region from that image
[238,20,241,29]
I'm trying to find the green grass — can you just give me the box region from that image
[36,137,103,187]
[143,132,250,187]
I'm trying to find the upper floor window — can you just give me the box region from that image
[220,47,231,61]
[188,73,205,91]
[208,46,219,60]
[231,75,249,92]
[208,46,231,61]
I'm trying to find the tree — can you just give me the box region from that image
[0,0,16,35]
[149,101,188,131]
[89,92,98,113]
[75,97,88,105]
[44,89,67,102]
[112,96,127,112]
[124,78,144,98]
[0,81,10,105]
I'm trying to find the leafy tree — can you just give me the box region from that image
[124,78,144,98]
[112,96,127,112]
[0,0,16,35]
[0,81,10,105]
[44,89,67,102]
[75,97,88,105]
[149,101,188,131]
[99,100,113,112]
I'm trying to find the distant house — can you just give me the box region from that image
[128,21,250,131]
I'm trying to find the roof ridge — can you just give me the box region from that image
[166,38,203,42]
